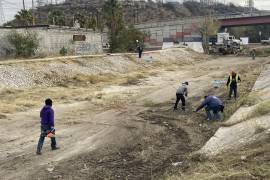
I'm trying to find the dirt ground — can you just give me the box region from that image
[0,50,268,180]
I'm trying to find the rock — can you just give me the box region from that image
[47,166,54,173]
[172,162,183,166]
[53,175,62,179]
[241,155,247,161]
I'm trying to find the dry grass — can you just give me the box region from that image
[122,73,146,85]
[143,99,156,107]
[123,54,137,62]
[255,48,270,57]
[249,100,270,118]
[243,92,262,106]
[0,86,97,114]
[164,140,270,180]
[254,125,267,134]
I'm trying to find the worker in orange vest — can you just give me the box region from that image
[226,71,241,100]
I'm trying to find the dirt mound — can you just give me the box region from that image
[0,48,201,88]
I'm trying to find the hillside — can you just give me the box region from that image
[6,0,251,27]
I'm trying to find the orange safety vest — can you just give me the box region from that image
[229,74,239,86]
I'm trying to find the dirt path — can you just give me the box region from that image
[0,55,267,180]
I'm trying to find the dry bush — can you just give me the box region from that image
[164,142,270,180]
[135,73,146,79]
[125,76,140,85]
[254,126,267,134]
[123,73,146,85]
[149,71,159,76]
[0,113,7,119]
[243,93,261,106]
[255,48,270,57]
[143,100,156,107]
[123,54,137,62]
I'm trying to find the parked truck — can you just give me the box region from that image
[261,38,270,45]
[209,33,243,55]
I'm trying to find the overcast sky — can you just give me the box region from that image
[1,0,270,24]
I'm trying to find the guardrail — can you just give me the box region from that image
[134,11,270,27]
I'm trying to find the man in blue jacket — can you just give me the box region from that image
[36,99,59,155]
[195,96,224,121]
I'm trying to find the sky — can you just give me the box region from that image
[1,0,270,24]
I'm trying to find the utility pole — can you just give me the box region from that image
[0,0,5,25]
[23,0,26,10]
[32,0,35,25]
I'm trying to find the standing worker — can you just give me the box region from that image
[251,49,256,60]
[174,82,189,111]
[226,71,241,100]
[36,99,59,155]
[136,40,143,59]
[195,95,224,121]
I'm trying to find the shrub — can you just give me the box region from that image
[6,30,39,57]
[59,47,68,56]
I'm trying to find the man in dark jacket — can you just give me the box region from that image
[174,82,189,111]
[36,99,59,155]
[226,71,241,100]
[195,95,224,121]
[136,40,143,59]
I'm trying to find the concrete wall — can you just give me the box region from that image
[0,26,103,57]
[135,18,202,48]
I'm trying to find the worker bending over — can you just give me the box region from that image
[195,95,224,121]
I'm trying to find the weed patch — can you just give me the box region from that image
[250,100,270,118]
[143,100,156,107]
[122,73,146,85]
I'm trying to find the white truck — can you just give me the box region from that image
[261,38,270,45]
[209,33,243,55]
[217,33,242,46]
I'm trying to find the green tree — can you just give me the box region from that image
[6,31,39,57]
[119,25,145,52]
[103,0,125,52]
[103,0,145,52]
[14,10,33,26]
[86,17,97,30]
[74,13,87,28]
[48,10,65,26]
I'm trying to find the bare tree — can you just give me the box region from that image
[199,13,220,53]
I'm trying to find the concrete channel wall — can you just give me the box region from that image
[0,26,103,57]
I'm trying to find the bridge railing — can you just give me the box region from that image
[134,11,270,28]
